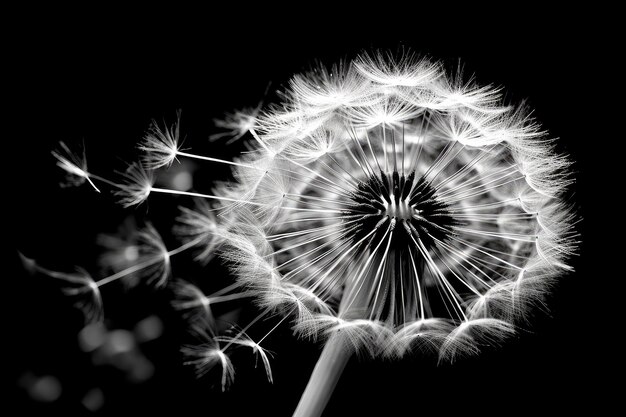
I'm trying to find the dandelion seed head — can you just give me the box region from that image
[209,51,578,360]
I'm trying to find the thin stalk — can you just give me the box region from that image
[292,333,351,417]
[292,276,370,417]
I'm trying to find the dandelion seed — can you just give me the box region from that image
[354,51,441,88]
[171,280,251,324]
[98,223,172,288]
[52,141,100,192]
[180,317,249,391]
[214,333,274,383]
[115,164,154,208]
[133,225,172,287]
[182,344,235,391]
[21,253,103,324]
[173,200,221,264]
[438,318,516,362]
[383,318,453,357]
[210,105,261,144]
[290,62,376,113]
[138,112,182,169]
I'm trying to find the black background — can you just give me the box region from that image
[7,13,612,416]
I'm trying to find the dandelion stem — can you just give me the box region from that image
[292,332,351,417]
[293,268,370,417]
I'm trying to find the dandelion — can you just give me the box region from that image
[49,50,578,416]
[207,51,576,416]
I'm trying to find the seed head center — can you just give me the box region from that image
[346,170,459,252]
[384,199,415,221]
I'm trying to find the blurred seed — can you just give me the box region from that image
[79,323,107,352]
[105,329,135,355]
[28,375,62,402]
[172,170,193,191]
[82,387,105,412]
[129,357,155,383]
[134,315,163,343]
[123,245,139,262]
